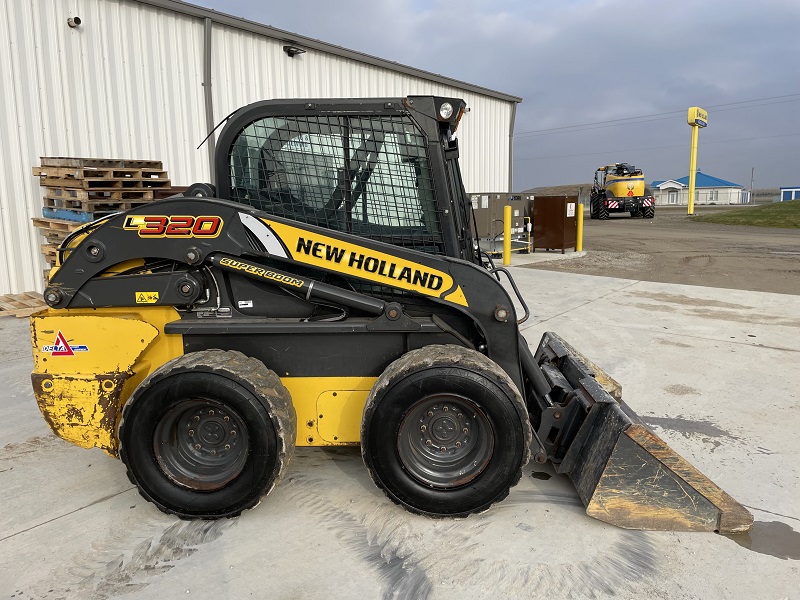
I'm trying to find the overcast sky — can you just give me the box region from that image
[199,0,799,191]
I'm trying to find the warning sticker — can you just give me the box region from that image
[135,291,160,304]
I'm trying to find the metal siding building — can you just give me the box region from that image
[0,0,520,295]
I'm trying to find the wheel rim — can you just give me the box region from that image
[396,394,494,489]
[153,398,250,491]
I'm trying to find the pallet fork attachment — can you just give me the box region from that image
[528,332,753,533]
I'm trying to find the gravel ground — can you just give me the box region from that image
[525,207,800,295]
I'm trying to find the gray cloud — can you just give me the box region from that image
[208,0,799,189]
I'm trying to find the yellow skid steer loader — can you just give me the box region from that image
[30,97,750,533]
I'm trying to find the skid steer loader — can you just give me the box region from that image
[30,97,751,533]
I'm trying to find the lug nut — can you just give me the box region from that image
[420,425,427,432]
[425,440,432,446]
[188,430,194,436]
[194,444,201,450]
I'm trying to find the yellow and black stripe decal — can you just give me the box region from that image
[262,219,468,307]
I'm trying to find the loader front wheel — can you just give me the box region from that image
[362,345,531,517]
[119,350,295,519]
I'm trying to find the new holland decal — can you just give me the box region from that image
[261,219,468,307]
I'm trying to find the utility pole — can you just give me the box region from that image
[749,167,755,204]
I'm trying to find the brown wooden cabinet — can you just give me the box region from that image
[532,195,578,253]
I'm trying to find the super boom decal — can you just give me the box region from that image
[262,218,468,307]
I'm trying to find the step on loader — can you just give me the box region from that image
[30,97,751,533]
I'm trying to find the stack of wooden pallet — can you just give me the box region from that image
[0,292,47,318]
[31,157,179,274]
[33,157,172,222]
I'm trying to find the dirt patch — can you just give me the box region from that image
[525,209,800,295]
[663,384,700,396]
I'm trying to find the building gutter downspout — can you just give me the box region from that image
[203,17,216,185]
[508,102,518,192]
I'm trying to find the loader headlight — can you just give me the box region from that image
[439,102,454,120]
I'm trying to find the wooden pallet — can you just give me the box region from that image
[32,217,84,234]
[38,176,171,190]
[32,217,84,246]
[0,292,47,318]
[40,244,58,265]
[42,205,149,223]
[45,188,156,202]
[44,190,155,207]
[39,157,163,170]
[33,166,168,180]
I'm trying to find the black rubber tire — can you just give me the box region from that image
[643,205,655,219]
[630,210,640,218]
[589,197,598,219]
[119,350,295,519]
[361,345,531,517]
[598,202,610,220]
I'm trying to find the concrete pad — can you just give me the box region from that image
[1,269,798,599]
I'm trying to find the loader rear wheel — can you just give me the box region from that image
[598,203,609,220]
[119,350,296,519]
[362,345,531,517]
[643,205,655,219]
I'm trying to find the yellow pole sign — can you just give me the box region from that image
[687,106,708,215]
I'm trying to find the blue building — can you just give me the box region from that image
[779,187,800,202]
[651,172,748,206]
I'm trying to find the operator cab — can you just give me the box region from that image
[212,96,478,263]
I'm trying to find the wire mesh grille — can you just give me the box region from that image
[229,114,444,254]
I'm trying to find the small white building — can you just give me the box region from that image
[652,172,749,206]
[779,187,800,201]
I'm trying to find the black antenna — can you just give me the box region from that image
[197,108,240,150]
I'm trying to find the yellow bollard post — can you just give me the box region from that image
[503,204,512,266]
[576,201,584,252]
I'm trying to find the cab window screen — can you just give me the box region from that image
[229,114,444,253]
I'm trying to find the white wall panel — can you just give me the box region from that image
[0,0,208,294]
[210,24,513,195]
[0,0,515,295]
